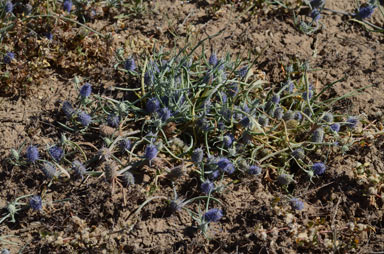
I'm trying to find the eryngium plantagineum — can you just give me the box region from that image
[120,139,131,151]
[271,94,280,104]
[72,160,86,179]
[26,145,39,163]
[237,66,248,78]
[63,0,72,12]
[80,83,92,98]
[274,108,284,120]
[223,134,234,148]
[330,123,340,132]
[227,83,239,97]
[121,171,135,186]
[248,165,261,175]
[258,116,269,127]
[146,97,160,113]
[62,101,75,117]
[321,112,334,123]
[209,53,218,66]
[290,198,304,211]
[283,111,295,121]
[191,148,204,164]
[355,5,376,20]
[240,116,250,127]
[29,195,42,211]
[201,180,215,194]
[277,173,293,185]
[346,116,358,129]
[124,57,136,71]
[294,111,302,122]
[5,1,13,13]
[203,208,223,223]
[310,8,321,22]
[78,111,91,127]
[41,162,57,179]
[292,148,305,160]
[312,162,326,175]
[302,90,313,100]
[3,52,15,64]
[107,114,120,128]
[312,127,324,143]
[217,158,235,174]
[49,145,64,161]
[158,107,171,122]
[144,144,158,161]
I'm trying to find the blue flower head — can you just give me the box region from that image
[63,0,72,12]
[346,116,358,129]
[309,0,325,9]
[5,1,13,13]
[107,114,120,128]
[258,116,269,127]
[203,208,223,223]
[223,134,234,148]
[29,195,42,211]
[124,57,136,71]
[26,145,39,163]
[41,162,57,179]
[321,112,334,123]
[283,111,295,121]
[240,116,250,128]
[310,8,321,22]
[120,139,131,151]
[312,162,326,175]
[49,145,64,161]
[191,148,204,164]
[274,108,284,120]
[121,171,135,186]
[78,111,91,127]
[277,173,293,185]
[45,32,53,40]
[237,66,248,78]
[158,107,171,122]
[145,144,158,161]
[201,180,214,194]
[330,123,340,132]
[3,52,14,64]
[355,5,376,20]
[62,101,75,117]
[209,53,218,66]
[302,90,313,100]
[146,97,160,113]
[144,71,154,85]
[72,160,86,179]
[294,111,303,122]
[80,83,92,98]
[248,165,261,175]
[271,94,280,104]
[290,198,304,211]
[210,170,221,180]
[292,148,305,160]
[312,127,324,143]
[217,157,235,174]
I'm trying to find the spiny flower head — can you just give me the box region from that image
[237,66,248,78]
[146,97,160,113]
[121,171,135,186]
[72,160,86,179]
[346,116,358,129]
[292,148,305,160]
[283,111,295,121]
[124,57,136,71]
[227,83,239,97]
[312,162,326,175]
[201,180,215,194]
[271,94,280,104]
[5,1,13,13]
[29,195,42,211]
[290,198,304,211]
[49,145,64,161]
[223,134,234,148]
[321,112,334,123]
[145,144,158,161]
[258,116,269,127]
[62,101,74,117]
[312,127,324,143]
[248,165,261,175]
[107,114,120,128]
[240,116,250,127]
[78,111,91,127]
[3,52,14,64]
[310,8,321,22]
[41,162,57,179]
[302,90,313,100]
[217,157,235,174]
[63,0,72,13]
[80,83,92,98]
[274,108,284,120]
[309,0,325,9]
[191,148,204,164]
[330,123,340,132]
[209,53,218,66]
[120,138,131,151]
[277,173,293,185]
[203,208,223,223]
[26,145,39,163]
[158,107,171,122]
[355,4,376,20]
[294,111,302,122]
